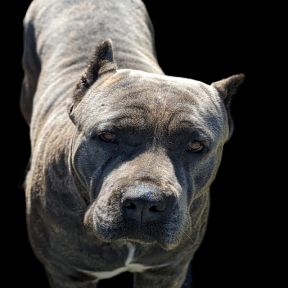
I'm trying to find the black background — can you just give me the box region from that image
[5,0,273,287]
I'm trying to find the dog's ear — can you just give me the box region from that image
[69,39,117,117]
[211,74,245,108]
[211,74,245,140]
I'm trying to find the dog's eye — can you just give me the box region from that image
[186,141,204,153]
[99,132,117,143]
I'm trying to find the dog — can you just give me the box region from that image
[21,0,244,287]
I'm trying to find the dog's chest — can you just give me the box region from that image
[78,243,169,280]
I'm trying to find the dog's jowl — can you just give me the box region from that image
[21,0,244,287]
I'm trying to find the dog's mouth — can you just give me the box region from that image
[86,210,184,250]
[121,223,181,250]
[83,182,185,250]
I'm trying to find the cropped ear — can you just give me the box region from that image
[211,74,245,140]
[69,39,117,116]
[211,74,245,108]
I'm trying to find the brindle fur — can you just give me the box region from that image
[21,0,244,287]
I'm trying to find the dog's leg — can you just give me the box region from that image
[46,270,98,288]
[133,259,191,288]
[181,262,193,288]
[20,21,41,125]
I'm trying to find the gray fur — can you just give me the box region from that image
[21,0,244,287]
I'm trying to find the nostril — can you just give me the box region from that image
[149,205,160,212]
[123,201,137,210]
[149,204,165,213]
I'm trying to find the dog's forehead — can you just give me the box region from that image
[81,69,226,135]
[113,69,214,102]
[90,69,221,110]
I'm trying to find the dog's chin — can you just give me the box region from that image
[124,236,180,251]
[84,208,185,250]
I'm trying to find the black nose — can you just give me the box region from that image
[122,186,173,223]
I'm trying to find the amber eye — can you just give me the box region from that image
[186,141,204,152]
[99,132,117,143]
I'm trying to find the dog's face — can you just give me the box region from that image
[69,40,244,250]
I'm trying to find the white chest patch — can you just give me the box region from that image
[78,243,169,280]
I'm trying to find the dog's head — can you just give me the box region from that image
[68,40,244,250]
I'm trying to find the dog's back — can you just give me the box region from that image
[21,0,162,127]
